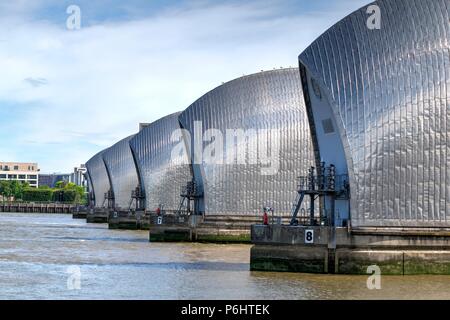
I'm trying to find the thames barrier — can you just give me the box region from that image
[0,0,446,286]
[79,0,450,275]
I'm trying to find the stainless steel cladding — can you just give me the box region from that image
[85,173,94,206]
[102,135,139,210]
[129,113,192,212]
[299,0,450,227]
[85,150,110,208]
[179,68,314,216]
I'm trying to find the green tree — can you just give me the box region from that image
[2,180,87,204]
[55,180,67,189]
[10,180,27,200]
[0,180,12,202]
[22,188,54,202]
[0,180,29,202]
[52,181,86,204]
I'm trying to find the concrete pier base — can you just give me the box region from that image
[72,211,87,219]
[149,215,279,243]
[108,210,150,230]
[86,208,109,223]
[250,225,450,275]
[148,214,201,242]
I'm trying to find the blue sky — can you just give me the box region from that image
[0,0,370,173]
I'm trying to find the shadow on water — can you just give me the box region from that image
[27,224,109,231]
[1,260,249,272]
[44,236,148,243]
[0,221,109,231]
[62,261,250,272]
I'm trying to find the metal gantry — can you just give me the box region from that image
[129,185,145,212]
[103,189,115,209]
[290,162,349,226]
[178,179,204,216]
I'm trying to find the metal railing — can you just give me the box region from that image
[297,173,349,193]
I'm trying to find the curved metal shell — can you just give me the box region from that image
[299,0,450,227]
[179,68,314,216]
[129,113,192,211]
[85,150,110,208]
[102,135,139,210]
[85,172,95,206]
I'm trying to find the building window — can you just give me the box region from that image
[28,175,37,179]
[8,174,17,179]
[0,174,6,179]
[19,175,26,179]
[14,166,19,170]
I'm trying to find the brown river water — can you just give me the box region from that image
[0,213,449,300]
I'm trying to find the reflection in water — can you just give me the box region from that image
[0,213,449,300]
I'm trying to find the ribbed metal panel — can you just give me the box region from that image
[179,68,314,216]
[299,0,450,227]
[85,150,110,208]
[85,172,94,206]
[102,135,139,210]
[129,113,192,211]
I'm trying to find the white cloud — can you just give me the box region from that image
[0,0,369,172]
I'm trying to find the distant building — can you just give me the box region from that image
[39,165,87,189]
[71,164,87,187]
[0,162,39,188]
[38,173,72,188]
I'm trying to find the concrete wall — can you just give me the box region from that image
[251,225,450,274]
